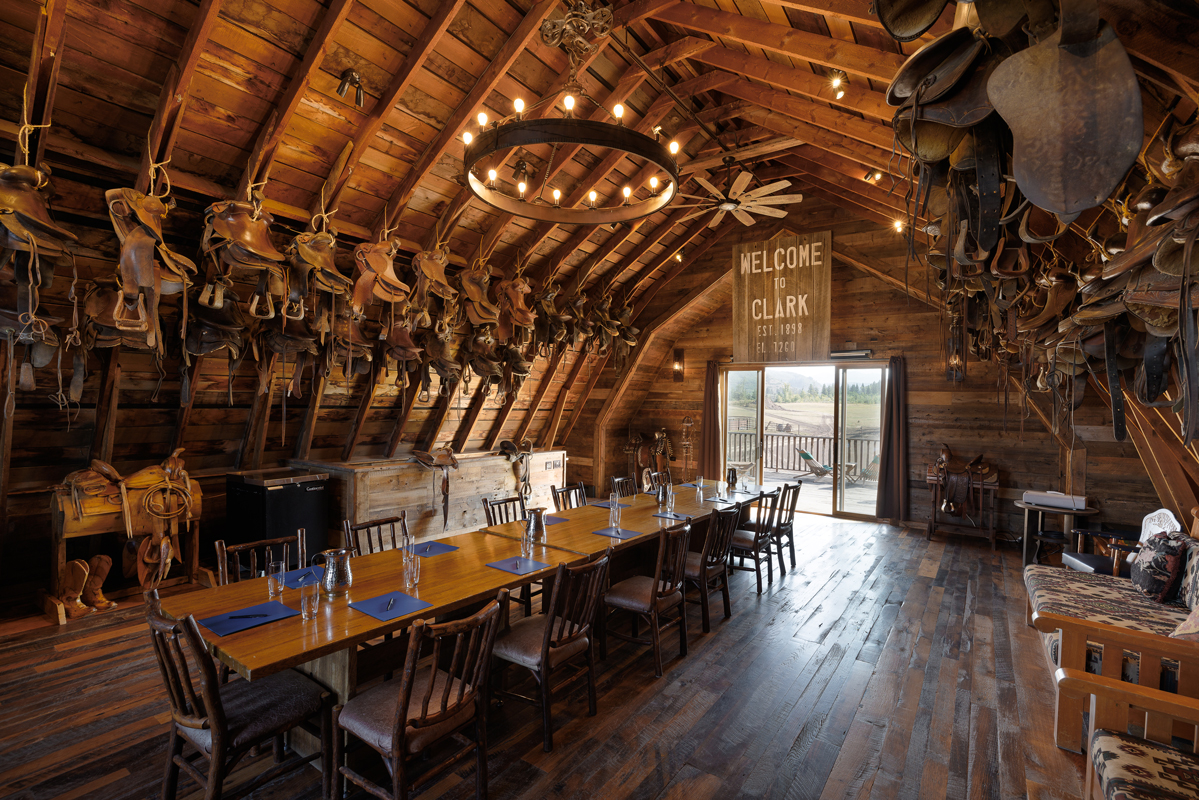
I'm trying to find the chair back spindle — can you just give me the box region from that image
[611,476,636,499]
[551,482,588,512]
[703,507,741,570]
[344,513,407,557]
[215,535,305,585]
[656,521,692,597]
[145,590,222,734]
[483,495,527,527]
[544,550,611,654]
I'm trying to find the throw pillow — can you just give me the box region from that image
[1181,545,1199,609]
[1131,532,1192,603]
[1172,603,1199,640]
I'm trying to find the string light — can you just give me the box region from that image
[893,219,904,232]
[874,171,883,181]
[675,253,683,262]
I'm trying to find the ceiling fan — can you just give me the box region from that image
[675,157,804,227]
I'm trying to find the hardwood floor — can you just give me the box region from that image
[0,519,1086,799]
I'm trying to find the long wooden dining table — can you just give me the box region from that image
[158,479,748,704]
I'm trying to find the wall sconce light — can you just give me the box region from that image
[673,349,685,382]
[337,68,365,107]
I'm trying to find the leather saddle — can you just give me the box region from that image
[933,443,993,517]
[532,283,572,356]
[200,193,284,309]
[459,262,500,327]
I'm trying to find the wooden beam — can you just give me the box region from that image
[450,381,490,453]
[778,153,915,220]
[609,214,712,293]
[560,353,609,445]
[833,246,940,311]
[514,347,566,445]
[737,106,906,177]
[544,353,587,448]
[630,218,741,318]
[614,0,681,26]
[1099,0,1199,90]
[651,2,906,83]
[579,205,694,294]
[340,359,387,462]
[681,137,804,175]
[801,181,901,228]
[238,353,278,470]
[171,355,206,452]
[0,341,16,564]
[90,348,121,464]
[382,0,561,233]
[385,380,422,459]
[721,78,894,151]
[326,0,468,212]
[758,0,952,38]
[293,374,328,461]
[137,0,225,193]
[419,393,455,452]
[483,390,520,452]
[239,0,355,197]
[23,0,67,168]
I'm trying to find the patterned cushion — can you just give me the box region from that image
[1024,565,1189,637]
[1131,532,1193,603]
[1180,546,1199,610]
[1090,729,1199,799]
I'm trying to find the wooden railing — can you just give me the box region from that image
[727,432,881,476]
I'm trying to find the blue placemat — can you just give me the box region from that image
[486,557,551,576]
[590,527,641,540]
[729,489,760,497]
[544,515,569,525]
[281,566,324,589]
[653,511,688,521]
[349,591,432,622]
[403,541,459,558]
[591,501,630,510]
[198,601,299,637]
[678,482,698,488]
[641,490,679,497]
[703,496,736,505]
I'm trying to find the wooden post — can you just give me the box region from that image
[450,381,489,453]
[559,352,610,444]
[171,354,205,451]
[293,373,328,461]
[543,353,587,448]
[90,348,121,463]
[341,356,388,462]
[237,353,278,470]
[483,389,519,452]
[513,346,565,445]
[385,380,421,459]
[418,391,456,453]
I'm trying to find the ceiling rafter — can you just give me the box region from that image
[323,0,469,214]
[609,213,713,294]
[650,1,906,83]
[236,0,355,199]
[629,216,741,319]
[757,0,953,39]
[736,105,905,176]
[722,78,895,152]
[137,0,225,194]
[777,152,917,222]
[800,180,905,228]
[785,143,915,201]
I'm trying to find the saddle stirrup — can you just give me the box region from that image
[248,290,276,320]
[112,294,150,332]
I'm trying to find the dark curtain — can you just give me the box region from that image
[877,355,909,522]
[698,360,722,478]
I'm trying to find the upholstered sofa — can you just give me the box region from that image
[1024,530,1199,753]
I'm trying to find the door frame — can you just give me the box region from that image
[719,360,890,519]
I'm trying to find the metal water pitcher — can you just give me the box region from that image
[527,507,548,541]
[312,548,353,597]
[725,466,738,487]
[655,482,669,505]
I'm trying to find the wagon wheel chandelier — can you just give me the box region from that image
[460,1,680,225]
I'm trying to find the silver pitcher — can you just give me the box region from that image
[655,483,669,506]
[526,507,547,542]
[725,466,738,488]
[312,548,353,597]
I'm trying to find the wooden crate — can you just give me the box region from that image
[289,451,567,544]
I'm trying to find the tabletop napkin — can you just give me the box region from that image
[590,527,641,540]
[591,501,630,510]
[544,515,569,525]
[653,511,688,521]
[281,566,324,589]
[198,601,299,637]
[703,496,736,505]
[486,557,551,576]
[402,541,459,558]
[349,591,432,622]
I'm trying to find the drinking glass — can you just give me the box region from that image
[696,474,704,501]
[609,502,621,530]
[267,561,285,597]
[520,529,534,560]
[300,582,320,620]
[404,551,421,590]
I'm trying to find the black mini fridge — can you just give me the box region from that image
[225,468,330,567]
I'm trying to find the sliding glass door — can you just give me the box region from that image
[723,362,887,518]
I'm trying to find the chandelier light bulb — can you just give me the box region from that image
[564,94,575,112]
[462,131,473,146]
[613,103,624,120]
[669,141,679,155]
[552,188,561,205]
[477,112,488,127]
[622,186,632,198]
[588,189,598,206]
[649,176,659,191]
[514,98,525,114]
[487,169,497,185]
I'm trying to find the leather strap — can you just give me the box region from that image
[974,122,1003,253]
[1103,320,1126,441]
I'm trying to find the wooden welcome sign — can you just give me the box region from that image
[732,231,832,363]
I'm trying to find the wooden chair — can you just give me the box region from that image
[602,521,691,677]
[796,448,833,479]
[611,476,637,498]
[684,506,739,633]
[482,495,541,616]
[482,495,527,527]
[493,549,612,751]
[145,590,333,800]
[765,482,802,575]
[649,470,671,489]
[214,535,306,585]
[551,482,588,512]
[344,513,407,556]
[860,455,881,482]
[730,488,781,593]
[332,590,508,800]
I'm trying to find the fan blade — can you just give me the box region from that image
[693,175,725,199]
[749,194,805,206]
[729,171,754,198]
[670,203,711,208]
[679,208,715,223]
[708,209,727,228]
[733,209,756,226]
[745,205,787,218]
[676,193,711,200]
[741,180,792,199]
